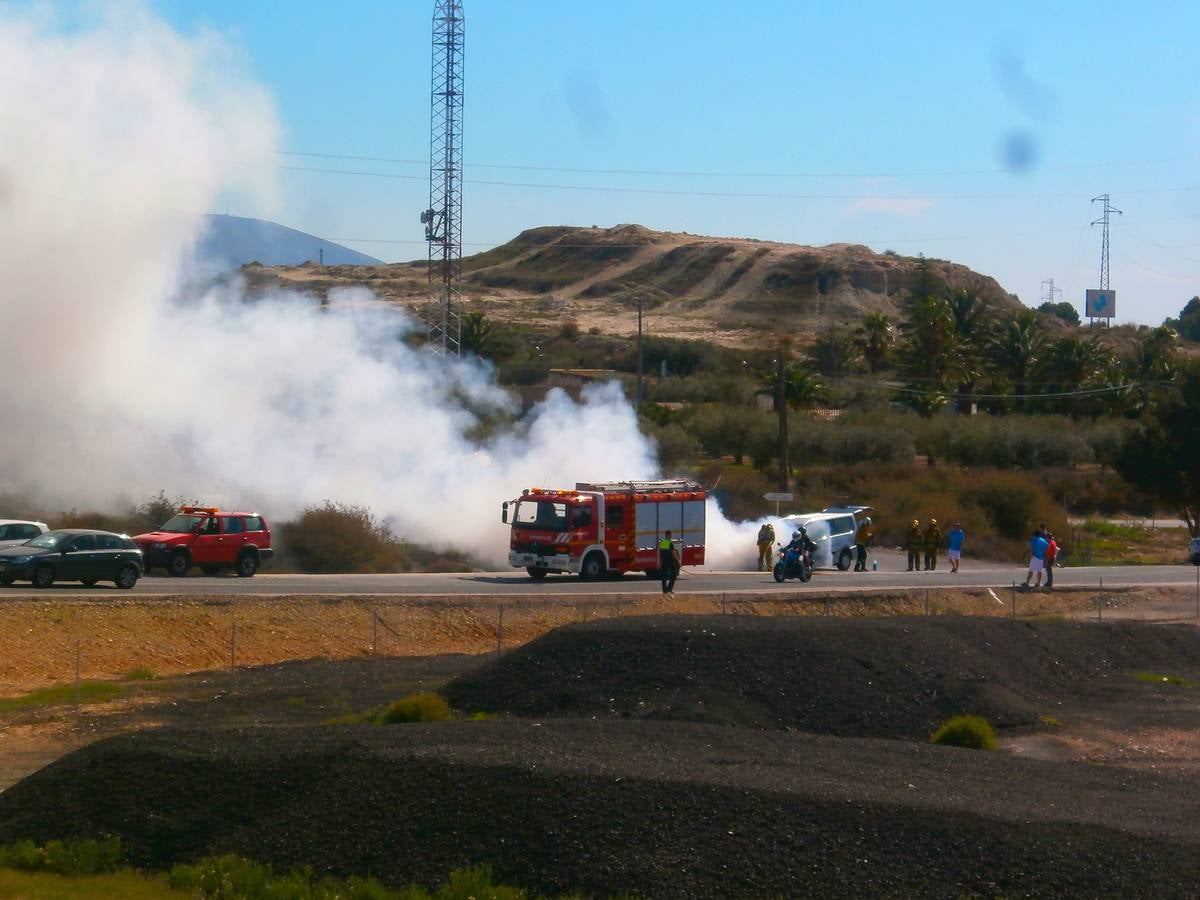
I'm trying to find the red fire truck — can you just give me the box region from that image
[502,480,707,579]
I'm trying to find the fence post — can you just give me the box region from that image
[74,641,81,715]
[371,610,378,657]
[230,622,237,671]
[496,605,505,654]
[925,588,930,616]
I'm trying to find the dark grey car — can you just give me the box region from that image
[0,529,144,589]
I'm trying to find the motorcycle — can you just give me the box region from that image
[773,544,813,583]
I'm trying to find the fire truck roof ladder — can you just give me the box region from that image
[575,480,704,494]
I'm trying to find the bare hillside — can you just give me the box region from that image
[247,224,1025,347]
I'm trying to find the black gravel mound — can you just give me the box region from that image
[3,721,1200,898]
[445,615,1200,739]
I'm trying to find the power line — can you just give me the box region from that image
[280,150,1186,181]
[280,163,1200,203]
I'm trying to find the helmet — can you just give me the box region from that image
[931,518,937,525]
[912,519,919,527]
[793,530,803,540]
[863,517,872,526]
[798,525,807,535]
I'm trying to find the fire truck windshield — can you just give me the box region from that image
[513,500,568,531]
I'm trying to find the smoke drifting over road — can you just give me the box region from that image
[1,6,756,566]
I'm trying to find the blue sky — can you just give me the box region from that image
[152,1,1200,324]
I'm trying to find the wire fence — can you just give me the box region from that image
[5,574,1200,711]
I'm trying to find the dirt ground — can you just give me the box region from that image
[1,586,1198,795]
[5,612,1200,896]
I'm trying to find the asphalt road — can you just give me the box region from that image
[5,552,1198,597]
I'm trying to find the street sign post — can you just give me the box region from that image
[763,492,794,516]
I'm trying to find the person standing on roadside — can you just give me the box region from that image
[853,516,874,571]
[658,530,681,595]
[1044,532,1059,589]
[1026,529,1048,589]
[906,519,922,572]
[947,522,965,573]
[924,518,943,571]
[756,522,775,572]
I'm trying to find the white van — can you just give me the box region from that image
[777,506,872,571]
[1190,536,1200,566]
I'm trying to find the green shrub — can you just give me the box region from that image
[0,681,125,712]
[930,714,997,750]
[438,865,527,900]
[0,838,123,876]
[641,421,701,474]
[279,502,402,574]
[1082,520,1143,539]
[373,691,453,724]
[1132,671,1192,687]
[167,856,524,899]
[124,666,157,682]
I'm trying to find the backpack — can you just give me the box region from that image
[758,524,773,542]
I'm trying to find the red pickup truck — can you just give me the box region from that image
[134,506,274,577]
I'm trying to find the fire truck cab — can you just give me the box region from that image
[502,479,706,580]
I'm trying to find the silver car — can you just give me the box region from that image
[0,519,49,551]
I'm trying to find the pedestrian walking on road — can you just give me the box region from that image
[1026,529,1048,589]
[947,522,965,573]
[853,517,873,571]
[924,519,942,571]
[659,530,681,595]
[756,522,775,572]
[906,519,922,572]
[1044,532,1058,589]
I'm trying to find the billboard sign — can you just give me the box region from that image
[1085,289,1116,319]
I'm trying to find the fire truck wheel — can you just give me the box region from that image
[579,552,606,581]
[526,566,548,579]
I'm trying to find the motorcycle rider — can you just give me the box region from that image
[783,527,817,569]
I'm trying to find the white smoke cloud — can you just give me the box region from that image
[0,6,780,569]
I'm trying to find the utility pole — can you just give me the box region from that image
[636,296,644,409]
[776,345,789,492]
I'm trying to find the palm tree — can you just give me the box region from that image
[1123,325,1179,412]
[806,330,863,376]
[899,294,960,417]
[856,311,895,373]
[459,312,498,360]
[947,288,995,415]
[988,310,1047,412]
[760,364,826,410]
[1042,335,1115,417]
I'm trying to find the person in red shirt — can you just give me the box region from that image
[1044,533,1059,589]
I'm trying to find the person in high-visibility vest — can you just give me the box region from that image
[756,522,775,572]
[658,530,681,595]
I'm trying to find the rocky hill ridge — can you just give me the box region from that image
[248,224,1025,346]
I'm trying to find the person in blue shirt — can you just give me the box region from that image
[1025,529,1049,589]
[946,523,965,573]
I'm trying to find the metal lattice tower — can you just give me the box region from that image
[420,1,464,355]
[1090,193,1122,291]
[1040,278,1062,305]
